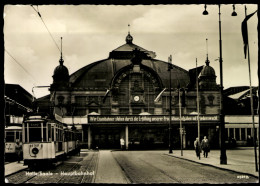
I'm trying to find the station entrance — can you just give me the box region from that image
[91,125,124,149]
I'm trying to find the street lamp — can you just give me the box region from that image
[231,5,237,16]
[203,4,208,15]
[168,55,173,154]
[178,87,183,156]
[202,4,237,165]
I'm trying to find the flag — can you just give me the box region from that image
[50,91,56,102]
[154,88,167,102]
[241,9,257,59]
[145,51,156,59]
[168,55,173,70]
[103,88,111,103]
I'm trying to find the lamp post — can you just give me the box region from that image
[168,55,173,154]
[178,88,183,156]
[203,4,237,165]
[196,58,200,142]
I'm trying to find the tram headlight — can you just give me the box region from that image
[32,147,39,155]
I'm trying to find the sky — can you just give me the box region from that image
[4,4,258,98]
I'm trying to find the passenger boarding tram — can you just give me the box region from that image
[22,113,78,169]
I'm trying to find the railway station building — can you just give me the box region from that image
[39,32,223,150]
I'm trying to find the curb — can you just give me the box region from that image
[164,154,259,179]
[5,166,28,177]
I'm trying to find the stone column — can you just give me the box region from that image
[88,125,91,150]
[125,125,129,150]
[183,126,186,149]
[239,128,242,141]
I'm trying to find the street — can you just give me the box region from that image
[112,151,258,184]
[5,150,258,184]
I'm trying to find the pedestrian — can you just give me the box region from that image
[120,138,125,150]
[247,135,253,146]
[76,140,80,156]
[194,137,201,160]
[201,136,210,158]
[15,140,22,163]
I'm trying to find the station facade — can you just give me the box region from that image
[47,32,222,150]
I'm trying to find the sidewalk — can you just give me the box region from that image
[165,147,259,177]
[5,161,28,176]
[94,150,130,183]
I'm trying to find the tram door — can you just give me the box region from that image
[92,127,122,149]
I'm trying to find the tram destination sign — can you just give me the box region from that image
[88,115,219,124]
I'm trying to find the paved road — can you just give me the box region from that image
[6,151,98,184]
[6,150,258,184]
[112,151,258,184]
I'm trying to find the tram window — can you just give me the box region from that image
[56,128,59,141]
[16,132,20,141]
[24,125,28,143]
[61,130,63,141]
[59,129,61,141]
[64,131,68,141]
[28,128,42,142]
[43,128,47,141]
[48,125,51,142]
[52,127,54,141]
[6,132,15,142]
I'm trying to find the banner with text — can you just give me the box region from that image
[88,115,219,124]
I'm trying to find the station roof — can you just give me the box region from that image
[69,33,190,90]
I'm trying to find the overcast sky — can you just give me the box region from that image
[4,4,258,98]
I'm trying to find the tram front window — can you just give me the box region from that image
[29,128,42,142]
[27,122,47,142]
[6,132,15,142]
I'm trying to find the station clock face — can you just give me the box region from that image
[134,95,140,102]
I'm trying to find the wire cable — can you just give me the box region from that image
[31,5,70,71]
[31,5,61,53]
[5,49,38,84]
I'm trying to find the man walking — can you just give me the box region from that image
[15,140,22,163]
[194,137,201,160]
[120,138,125,150]
[201,136,210,158]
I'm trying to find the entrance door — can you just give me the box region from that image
[92,127,121,149]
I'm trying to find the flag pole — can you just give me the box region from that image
[245,5,258,172]
[258,5,260,178]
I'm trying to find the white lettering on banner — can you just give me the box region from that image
[88,115,219,123]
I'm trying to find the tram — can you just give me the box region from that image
[22,113,79,169]
[5,125,23,159]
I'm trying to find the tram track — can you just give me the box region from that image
[6,151,98,184]
[5,168,37,184]
[137,156,182,183]
[5,151,99,184]
[112,152,182,183]
[56,151,99,184]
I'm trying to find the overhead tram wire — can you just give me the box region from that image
[5,49,38,85]
[31,5,61,53]
[31,5,71,71]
